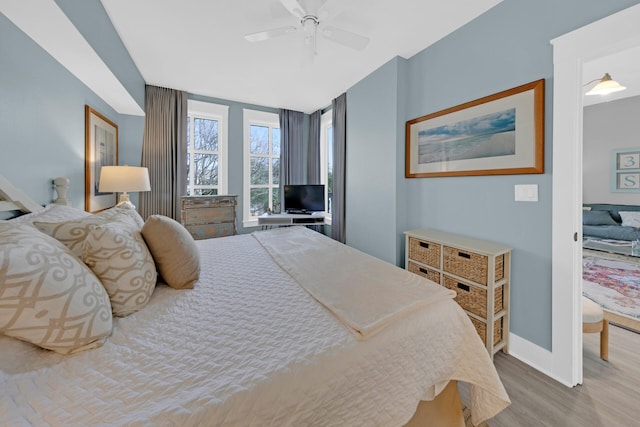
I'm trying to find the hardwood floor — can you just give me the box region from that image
[459,325,639,427]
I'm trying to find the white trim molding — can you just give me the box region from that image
[550,3,640,387]
[242,109,280,228]
[187,100,229,196]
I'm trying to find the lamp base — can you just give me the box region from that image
[116,192,136,210]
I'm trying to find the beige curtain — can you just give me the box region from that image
[138,85,187,221]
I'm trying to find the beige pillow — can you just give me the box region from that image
[82,222,157,317]
[141,215,200,289]
[0,224,112,354]
[34,208,138,257]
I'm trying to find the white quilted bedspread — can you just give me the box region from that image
[1,231,509,426]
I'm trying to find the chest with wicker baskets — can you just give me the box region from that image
[404,228,511,358]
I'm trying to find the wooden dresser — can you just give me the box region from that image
[180,195,237,240]
[404,228,511,358]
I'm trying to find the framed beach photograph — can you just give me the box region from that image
[406,79,544,178]
[85,105,118,212]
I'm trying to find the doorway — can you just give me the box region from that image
[551,3,640,387]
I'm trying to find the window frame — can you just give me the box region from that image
[186,100,229,195]
[320,110,333,225]
[243,109,280,228]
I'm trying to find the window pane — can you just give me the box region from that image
[272,187,280,213]
[194,188,218,196]
[194,118,218,151]
[194,154,218,185]
[272,158,280,185]
[250,188,269,216]
[186,153,191,189]
[272,128,281,155]
[251,156,269,185]
[250,125,269,154]
[186,117,191,151]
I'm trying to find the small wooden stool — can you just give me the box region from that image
[582,296,608,361]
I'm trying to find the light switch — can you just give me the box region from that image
[514,184,538,202]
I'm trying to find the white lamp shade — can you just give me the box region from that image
[98,166,151,193]
[585,73,627,96]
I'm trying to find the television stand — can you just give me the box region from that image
[258,212,325,226]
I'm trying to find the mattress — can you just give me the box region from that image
[0,230,509,426]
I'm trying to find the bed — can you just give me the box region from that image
[0,175,510,426]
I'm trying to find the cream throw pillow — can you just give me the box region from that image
[0,224,112,354]
[141,215,200,289]
[34,208,139,257]
[82,222,157,317]
[619,211,640,228]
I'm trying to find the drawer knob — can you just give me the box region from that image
[419,267,429,274]
[419,242,430,249]
[457,282,470,292]
[458,252,471,259]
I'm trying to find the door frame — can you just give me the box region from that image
[550,3,640,387]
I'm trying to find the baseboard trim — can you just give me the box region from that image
[506,333,576,388]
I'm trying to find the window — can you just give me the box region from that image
[320,110,333,223]
[186,100,229,195]
[243,109,280,227]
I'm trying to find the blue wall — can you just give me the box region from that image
[345,0,640,350]
[0,12,130,209]
[346,57,407,263]
[4,0,640,350]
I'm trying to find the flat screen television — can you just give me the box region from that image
[284,184,325,214]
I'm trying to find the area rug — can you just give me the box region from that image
[583,255,640,321]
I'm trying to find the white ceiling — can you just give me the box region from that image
[100,0,503,113]
[7,0,635,116]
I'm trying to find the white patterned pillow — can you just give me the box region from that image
[111,204,145,229]
[619,211,640,228]
[82,223,157,316]
[8,204,91,225]
[0,224,113,354]
[34,208,139,257]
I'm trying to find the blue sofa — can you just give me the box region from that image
[583,203,640,241]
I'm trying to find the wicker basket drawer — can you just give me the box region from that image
[443,247,504,285]
[443,276,503,318]
[408,237,441,268]
[470,317,503,347]
[408,261,441,284]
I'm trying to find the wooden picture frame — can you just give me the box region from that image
[406,79,544,178]
[85,105,118,212]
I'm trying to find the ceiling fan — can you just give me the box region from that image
[244,0,369,60]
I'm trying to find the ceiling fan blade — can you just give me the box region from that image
[244,26,297,43]
[279,0,306,19]
[322,25,369,51]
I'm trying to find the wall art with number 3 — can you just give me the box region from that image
[612,149,640,192]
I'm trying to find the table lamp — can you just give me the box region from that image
[98,166,151,209]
